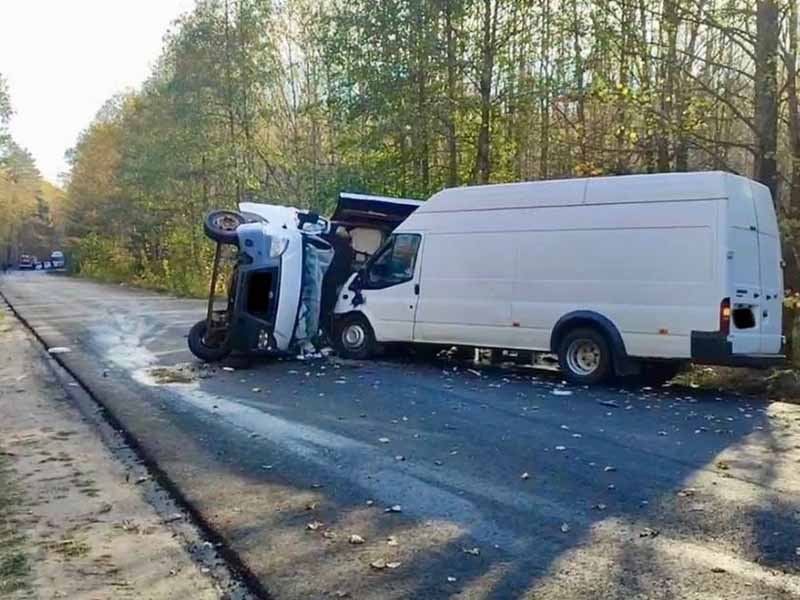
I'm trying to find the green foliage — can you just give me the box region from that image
[56,0,799,295]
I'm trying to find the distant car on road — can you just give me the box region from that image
[50,251,65,269]
[18,254,36,270]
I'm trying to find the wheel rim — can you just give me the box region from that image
[342,323,366,350]
[212,213,241,232]
[566,338,601,376]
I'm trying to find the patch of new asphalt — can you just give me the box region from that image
[3,270,800,599]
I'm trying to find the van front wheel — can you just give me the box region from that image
[558,328,612,385]
[336,314,376,360]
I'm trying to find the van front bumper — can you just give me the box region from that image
[690,331,786,368]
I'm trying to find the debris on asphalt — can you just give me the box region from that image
[348,534,365,544]
[639,527,660,538]
[47,346,71,354]
[598,399,620,408]
[370,559,402,570]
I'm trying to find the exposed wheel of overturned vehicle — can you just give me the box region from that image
[204,210,247,245]
[335,314,377,359]
[188,320,232,362]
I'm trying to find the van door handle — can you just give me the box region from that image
[414,284,420,295]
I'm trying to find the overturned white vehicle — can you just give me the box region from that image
[188,194,422,362]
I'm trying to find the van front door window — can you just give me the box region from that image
[366,234,420,287]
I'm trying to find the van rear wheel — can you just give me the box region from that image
[558,328,612,385]
[336,314,376,359]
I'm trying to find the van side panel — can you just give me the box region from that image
[413,232,513,347]
[409,200,722,358]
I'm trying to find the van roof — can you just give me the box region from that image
[416,171,760,213]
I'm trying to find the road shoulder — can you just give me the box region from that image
[0,305,234,599]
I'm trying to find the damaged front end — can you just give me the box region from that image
[188,208,333,362]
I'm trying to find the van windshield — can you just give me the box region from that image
[366,234,420,287]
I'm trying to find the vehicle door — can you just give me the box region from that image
[358,233,422,342]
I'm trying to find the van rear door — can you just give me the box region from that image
[726,180,762,354]
[752,182,783,354]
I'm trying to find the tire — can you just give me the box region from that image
[204,210,246,245]
[557,327,613,385]
[188,320,232,362]
[335,314,376,359]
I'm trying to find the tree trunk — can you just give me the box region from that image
[753,0,779,202]
[473,0,496,184]
[787,0,800,211]
[443,0,459,187]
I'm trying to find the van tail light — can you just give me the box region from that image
[720,298,731,336]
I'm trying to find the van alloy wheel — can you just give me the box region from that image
[566,339,601,375]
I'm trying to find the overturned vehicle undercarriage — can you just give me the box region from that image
[188,193,422,362]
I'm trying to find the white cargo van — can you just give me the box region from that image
[332,171,785,384]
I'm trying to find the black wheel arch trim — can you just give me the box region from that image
[550,311,631,373]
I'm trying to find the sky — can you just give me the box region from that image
[0,0,196,185]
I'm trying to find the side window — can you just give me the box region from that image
[366,234,421,288]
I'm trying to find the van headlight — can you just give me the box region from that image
[269,236,290,257]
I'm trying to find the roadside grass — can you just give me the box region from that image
[0,455,30,595]
[675,365,800,404]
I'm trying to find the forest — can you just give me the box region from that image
[1,0,799,296]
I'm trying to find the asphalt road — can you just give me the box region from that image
[3,270,800,599]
